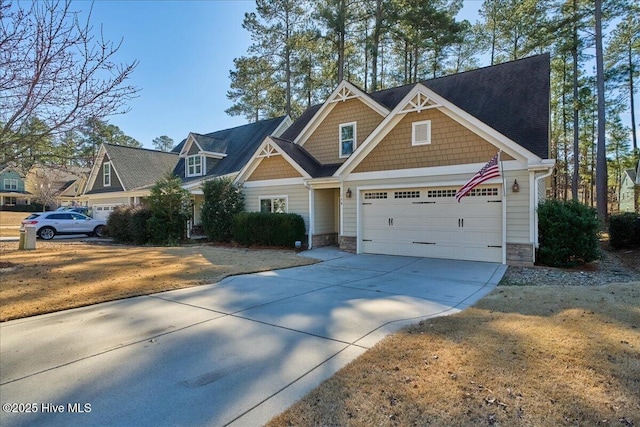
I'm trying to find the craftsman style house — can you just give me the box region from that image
[235,54,555,266]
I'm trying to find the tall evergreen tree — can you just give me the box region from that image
[605,6,640,153]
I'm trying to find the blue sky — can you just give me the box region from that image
[84,0,485,149]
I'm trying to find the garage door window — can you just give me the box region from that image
[364,192,387,199]
[427,188,499,198]
[260,197,287,213]
[394,191,420,199]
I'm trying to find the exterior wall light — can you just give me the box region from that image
[512,179,520,193]
[346,188,352,198]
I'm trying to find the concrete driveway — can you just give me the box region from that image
[0,248,505,427]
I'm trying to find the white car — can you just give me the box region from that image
[21,212,106,240]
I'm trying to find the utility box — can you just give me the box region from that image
[19,225,36,250]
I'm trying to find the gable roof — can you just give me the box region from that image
[279,54,550,160]
[174,116,290,183]
[86,144,179,193]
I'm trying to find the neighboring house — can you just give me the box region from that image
[0,164,31,208]
[84,144,180,221]
[235,54,555,266]
[619,160,640,213]
[83,116,291,223]
[25,165,90,210]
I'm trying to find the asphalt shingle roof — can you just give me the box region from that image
[282,54,551,160]
[271,137,341,178]
[174,116,287,183]
[102,144,179,191]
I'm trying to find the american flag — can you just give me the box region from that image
[455,153,501,202]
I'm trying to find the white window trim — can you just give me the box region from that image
[412,120,431,146]
[3,179,18,191]
[186,154,204,177]
[103,162,111,187]
[258,195,289,213]
[339,122,357,159]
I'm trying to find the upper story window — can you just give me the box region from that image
[187,155,203,177]
[103,162,111,187]
[3,179,18,191]
[412,120,431,146]
[339,122,357,158]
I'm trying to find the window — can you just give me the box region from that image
[339,122,356,158]
[4,196,16,206]
[412,120,431,146]
[260,197,287,213]
[103,162,111,187]
[3,179,18,191]
[364,192,388,199]
[394,191,420,199]
[187,155,203,177]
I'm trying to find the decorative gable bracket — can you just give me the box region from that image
[329,86,358,103]
[258,143,280,158]
[400,92,442,113]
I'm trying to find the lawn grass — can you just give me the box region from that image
[0,211,28,237]
[268,283,640,426]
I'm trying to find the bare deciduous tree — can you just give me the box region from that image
[0,0,139,165]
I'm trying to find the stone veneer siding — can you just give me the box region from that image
[354,109,513,173]
[303,98,384,164]
[506,243,534,266]
[247,156,301,181]
[339,235,357,253]
[312,233,338,248]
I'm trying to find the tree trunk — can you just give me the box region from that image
[629,44,638,152]
[370,0,383,92]
[572,42,580,201]
[595,0,608,223]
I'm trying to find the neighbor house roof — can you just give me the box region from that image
[280,54,550,160]
[95,144,178,192]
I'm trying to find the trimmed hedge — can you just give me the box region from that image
[232,212,305,247]
[609,212,640,249]
[537,199,601,267]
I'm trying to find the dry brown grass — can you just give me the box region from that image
[268,283,640,427]
[0,241,316,321]
[0,211,27,237]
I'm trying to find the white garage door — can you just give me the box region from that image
[93,205,117,221]
[361,186,502,262]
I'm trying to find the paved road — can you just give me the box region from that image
[0,248,506,427]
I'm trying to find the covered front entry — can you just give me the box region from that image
[360,185,503,262]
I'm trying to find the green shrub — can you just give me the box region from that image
[609,212,640,249]
[201,177,244,242]
[128,206,152,245]
[106,205,132,242]
[232,212,305,247]
[537,199,601,267]
[146,173,191,245]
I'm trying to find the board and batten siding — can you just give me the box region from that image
[242,183,310,231]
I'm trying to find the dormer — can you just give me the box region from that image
[179,133,229,178]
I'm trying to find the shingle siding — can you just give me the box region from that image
[353,109,513,173]
[247,156,302,181]
[303,99,384,164]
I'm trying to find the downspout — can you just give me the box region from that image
[533,168,554,250]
